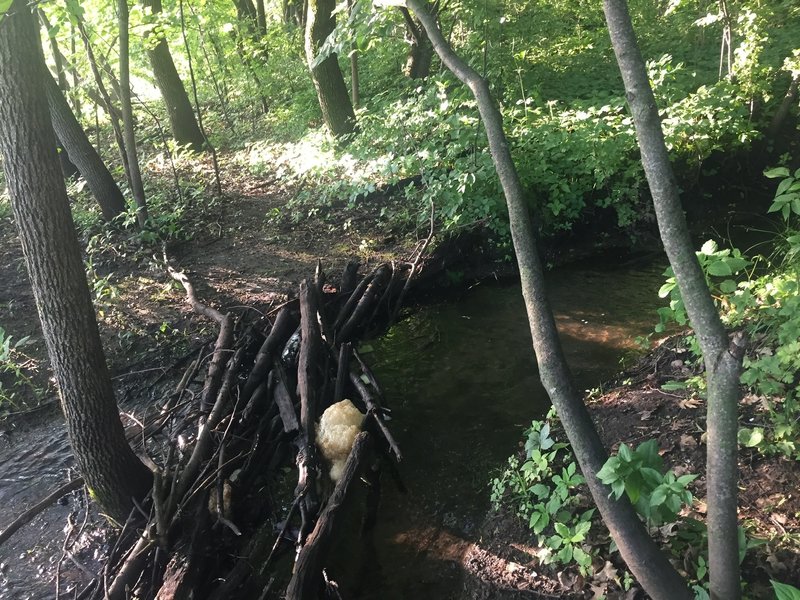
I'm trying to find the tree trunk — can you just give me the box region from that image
[602,2,744,598]
[44,72,127,221]
[255,0,267,33]
[403,1,692,598]
[142,0,206,151]
[305,0,356,137]
[400,7,433,79]
[37,11,81,180]
[0,0,152,524]
[118,0,149,228]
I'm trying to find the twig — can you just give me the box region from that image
[390,201,435,323]
[0,477,85,547]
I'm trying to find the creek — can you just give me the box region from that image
[0,256,666,599]
[359,256,666,598]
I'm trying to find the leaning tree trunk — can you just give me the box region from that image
[305,0,356,137]
[602,2,745,598]
[142,0,205,151]
[43,72,128,221]
[118,0,149,228]
[402,0,692,598]
[0,0,153,524]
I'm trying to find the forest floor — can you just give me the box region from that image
[462,339,800,599]
[1,158,799,598]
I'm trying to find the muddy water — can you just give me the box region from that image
[358,258,666,599]
[0,258,666,600]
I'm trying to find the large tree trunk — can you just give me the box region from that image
[402,0,692,598]
[305,0,356,137]
[43,72,128,221]
[0,0,153,524]
[602,1,745,598]
[142,0,205,151]
[118,0,149,228]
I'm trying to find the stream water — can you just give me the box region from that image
[0,256,667,600]
[358,257,666,598]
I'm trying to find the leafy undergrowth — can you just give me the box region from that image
[474,347,800,599]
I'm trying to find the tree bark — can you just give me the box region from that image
[0,0,152,523]
[142,0,206,151]
[305,0,357,137]
[43,72,127,221]
[118,0,149,228]
[400,7,433,79]
[402,0,692,597]
[602,1,744,598]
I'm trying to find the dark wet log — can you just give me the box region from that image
[296,279,323,530]
[0,477,85,547]
[274,365,300,434]
[286,432,372,600]
[154,556,190,600]
[349,372,402,462]
[298,280,322,439]
[241,307,297,403]
[337,264,391,342]
[240,378,270,427]
[333,342,352,403]
[340,258,360,295]
[352,348,387,407]
[333,267,377,330]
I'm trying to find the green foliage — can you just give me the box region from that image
[0,325,37,409]
[655,239,751,333]
[597,439,696,527]
[772,580,800,600]
[653,165,800,461]
[490,409,596,574]
[765,167,800,221]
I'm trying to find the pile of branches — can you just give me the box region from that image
[85,258,418,600]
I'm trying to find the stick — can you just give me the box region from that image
[390,201,434,324]
[349,372,402,461]
[0,477,85,547]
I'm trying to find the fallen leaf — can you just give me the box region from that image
[679,397,702,409]
[596,560,619,583]
[679,434,697,451]
[589,582,607,598]
[640,409,655,421]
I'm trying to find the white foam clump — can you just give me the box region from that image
[316,399,365,482]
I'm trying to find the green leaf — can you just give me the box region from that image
[764,167,791,178]
[531,483,549,497]
[777,177,796,196]
[771,580,800,600]
[720,279,737,294]
[0,0,12,15]
[650,486,668,506]
[737,427,764,447]
[706,260,732,277]
[618,443,633,462]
